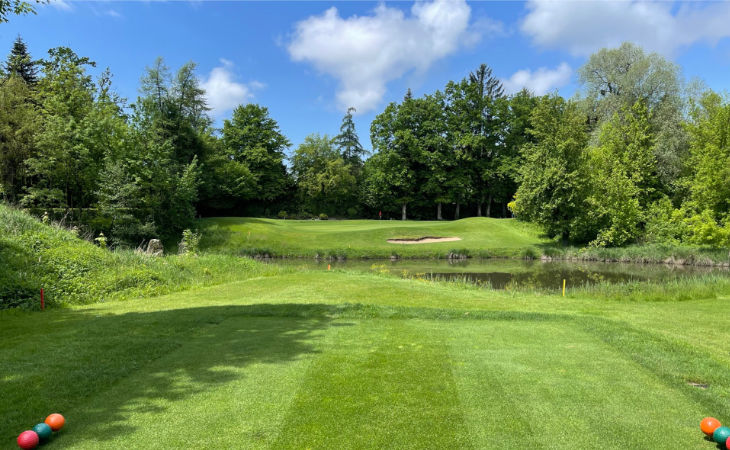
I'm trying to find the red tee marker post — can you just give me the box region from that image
[40,288,45,310]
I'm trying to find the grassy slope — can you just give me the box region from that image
[199,217,552,258]
[199,216,730,264]
[2,270,729,448]
[0,205,277,308]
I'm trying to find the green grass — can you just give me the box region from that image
[0,204,279,309]
[199,216,552,258]
[2,269,730,448]
[198,216,730,265]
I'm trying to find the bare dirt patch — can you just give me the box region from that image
[387,236,462,244]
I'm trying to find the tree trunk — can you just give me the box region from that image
[437,202,443,220]
[502,202,507,218]
[401,203,407,221]
[454,202,460,220]
[477,202,482,217]
[486,194,492,217]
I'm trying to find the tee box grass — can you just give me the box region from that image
[2,270,730,448]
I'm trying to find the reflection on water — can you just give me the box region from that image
[274,258,730,291]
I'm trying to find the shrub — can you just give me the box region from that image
[347,207,358,218]
[277,210,287,219]
[179,229,201,255]
[644,198,685,244]
[684,210,730,247]
[319,213,329,220]
[94,232,107,249]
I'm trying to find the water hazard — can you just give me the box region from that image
[275,258,730,291]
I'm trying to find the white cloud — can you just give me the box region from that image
[521,0,730,56]
[200,59,261,118]
[502,63,572,95]
[49,0,72,11]
[288,0,483,113]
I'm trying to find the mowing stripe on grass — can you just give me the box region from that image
[55,315,330,449]
[577,316,730,421]
[447,320,708,449]
[273,318,472,449]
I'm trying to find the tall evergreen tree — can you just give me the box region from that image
[4,36,38,85]
[0,76,37,203]
[334,107,366,167]
[469,64,504,103]
[445,63,505,217]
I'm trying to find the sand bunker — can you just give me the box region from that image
[387,236,462,244]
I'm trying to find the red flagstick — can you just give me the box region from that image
[40,288,44,310]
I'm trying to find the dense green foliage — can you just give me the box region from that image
[217,103,291,215]
[511,43,729,247]
[363,66,526,221]
[0,204,276,309]
[509,96,589,241]
[291,134,357,217]
[0,43,295,245]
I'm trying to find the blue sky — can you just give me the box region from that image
[3,0,730,153]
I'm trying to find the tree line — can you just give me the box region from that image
[1,37,728,247]
[362,42,729,247]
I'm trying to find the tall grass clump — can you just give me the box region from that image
[546,243,730,266]
[569,274,730,302]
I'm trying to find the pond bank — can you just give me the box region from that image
[244,246,730,267]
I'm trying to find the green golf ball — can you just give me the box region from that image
[713,426,730,444]
[32,423,52,442]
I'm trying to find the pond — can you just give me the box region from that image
[273,258,730,291]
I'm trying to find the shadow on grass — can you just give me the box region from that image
[4,302,730,445]
[0,303,349,444]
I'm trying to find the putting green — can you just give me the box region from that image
[199,217,550,258]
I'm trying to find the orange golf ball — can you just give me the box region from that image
[700,417,721,436]
[44,413,65,431]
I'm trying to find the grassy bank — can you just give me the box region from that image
[1,269,729,448]
[0,205,277,309]
[199,216,552,259]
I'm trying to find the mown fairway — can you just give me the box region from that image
[3,269,730,449]
[199,217,551,258]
